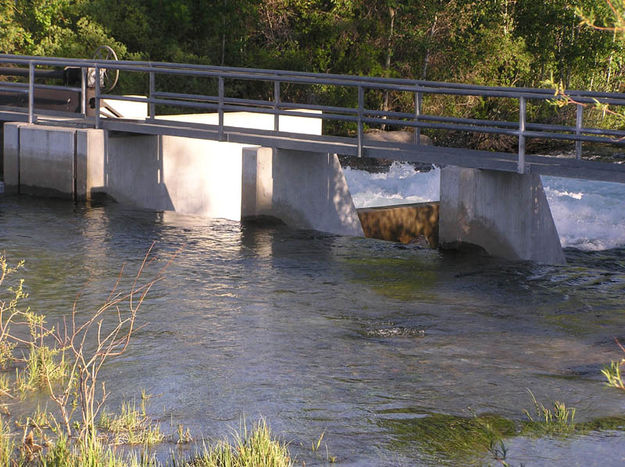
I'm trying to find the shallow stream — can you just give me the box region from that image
[1,165,625,465]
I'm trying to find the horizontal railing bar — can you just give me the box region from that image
[5,54,625,104]
[523,130,625,144]
[0,81,82,94]
[140,90,625,136]
[0,86,28,94]
[101,93,625,139]
[362,116,521,136]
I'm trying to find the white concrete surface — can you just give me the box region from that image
[242,147,364,236]
[158,110,322,135]
[100,111,323,221]
[439,166,565,264]
[3,112,364,237]
[104,133,247,220]
[3,122,105,199]
[102,96,148,119]
[3,123,21,194]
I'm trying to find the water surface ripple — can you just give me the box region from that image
[2,195,625,465]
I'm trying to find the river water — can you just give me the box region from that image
[2,164,625,465]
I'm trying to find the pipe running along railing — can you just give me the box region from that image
[2,53,625,175]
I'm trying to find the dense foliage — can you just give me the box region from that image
[1,1,623,145]
[1,1,621,88]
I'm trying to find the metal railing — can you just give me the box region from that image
[2,53,625,175]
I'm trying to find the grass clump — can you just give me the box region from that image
[521,390,576,436]
[185,419,292,467]
[601,339,625,391]
[602,359,625,390]
[99,399,163,446]
[379,412,516,464]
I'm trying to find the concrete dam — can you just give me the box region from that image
[3,53,625,265]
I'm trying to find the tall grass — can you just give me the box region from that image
[183,420,292,467]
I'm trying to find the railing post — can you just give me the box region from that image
[414,90,422,145]
[274,80,280,133]
[575,104,583,160]
[80,67,87,117]
[148,71,155,119]
[218,76,225,141]
[357,86,364,158]
[517,96,526,174]
[28,61,34,124]
[94,65,101,129]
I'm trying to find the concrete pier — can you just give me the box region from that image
[439,166,565,264]
[2,112,364,237]
[3,123,104,199]
[242,147,363,236]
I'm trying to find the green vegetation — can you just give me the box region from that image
[521,390,576,435]
[184,420,292,467]
[378,389,625,465]
[0,253,295,466]
[602,359,625,390]
[98,399,164,446]
[1,1,624,148]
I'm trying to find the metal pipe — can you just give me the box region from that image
[0,66,64,79]
[28,62,34,124]
[94,65,101,129]
[357,86,364,158]
[218,77,224,141]
[576,104,583,159]
[518,96,526,174]
[415,92,422,145]
[80,67,87,116]
[274,80,280,132]
[149,71,155,119]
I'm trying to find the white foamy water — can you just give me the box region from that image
[343,162,440,208]
[344,162,625,251]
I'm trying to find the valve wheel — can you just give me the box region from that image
[92,45,119,92]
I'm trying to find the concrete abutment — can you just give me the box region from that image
[439,166,565,264]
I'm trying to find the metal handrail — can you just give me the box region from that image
[2,53,625,174]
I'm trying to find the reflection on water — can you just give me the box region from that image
[2,195,625,465]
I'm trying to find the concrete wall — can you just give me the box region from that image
[242,147,364,236]
[3,122,104,199]
[3,112,364,237]
[100,111,323,222]
[158,110,322,135]
[103,134,246,220]
[439,166,565,264]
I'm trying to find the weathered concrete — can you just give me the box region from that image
[3,122,105,199]
[439,166,565,264]
[99,111,322,221]
[358,202,439,247]
[2,112,365,237]
[242,147,364,236]
[104,133,246,219]
[3,123,21,194]
[19,125,75,197]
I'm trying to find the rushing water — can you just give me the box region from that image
[2,165,625,465]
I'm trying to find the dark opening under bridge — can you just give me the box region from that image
[2,53,625,264]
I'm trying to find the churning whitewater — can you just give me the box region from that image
[343,162,625,251]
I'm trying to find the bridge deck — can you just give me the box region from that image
[98,117,625,184]
[3,53,625,184]
[3,109,625,184]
